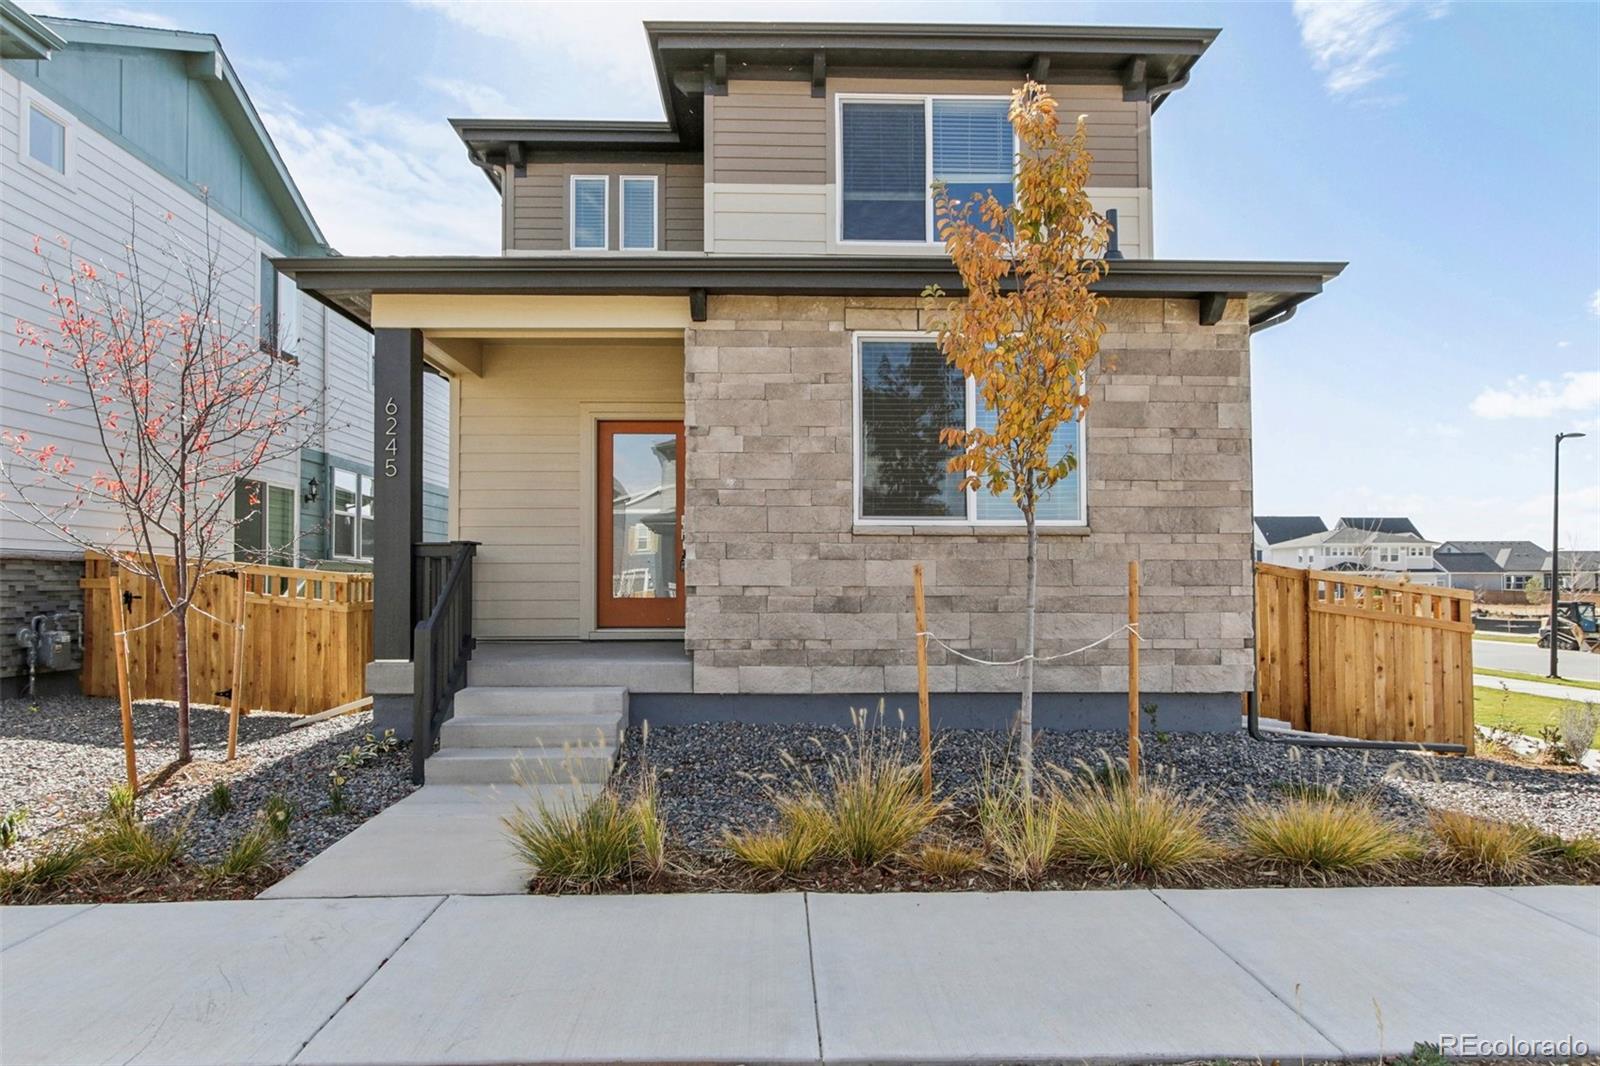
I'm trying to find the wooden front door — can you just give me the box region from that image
[596,421,685,629]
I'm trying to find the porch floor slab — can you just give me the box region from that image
[467,640,692,691]
[260,783,597,899]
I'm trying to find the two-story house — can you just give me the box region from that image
[1260,517,1440,582]
[276,22,1345,766]
[0,5,450,692]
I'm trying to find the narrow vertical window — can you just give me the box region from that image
[840,101,926,241]
[620,175,657,251]
[27,104,66,173]
[259,255,279,354]
[932,99,1013,223]
[571,176,608,250]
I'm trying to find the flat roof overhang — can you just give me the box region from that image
[276,255,1344,333]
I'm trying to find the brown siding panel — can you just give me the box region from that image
[506,158,704,252]
[711,81,828,186]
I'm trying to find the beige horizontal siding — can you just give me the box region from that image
[505,158,704,252]
[456,340,684,639]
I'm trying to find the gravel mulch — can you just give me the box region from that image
[1,694,415,878]
[616,722,1600,852]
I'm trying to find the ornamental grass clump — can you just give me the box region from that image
[976,766,1062,883]
[1428,810,1539,877]
[92,791,189,874]
[907,839,986,879]
[208,820,277,880]
[0,842,90,901]
[1238,795,1418,872]
[504,777,668,891]
[1055,768,1221,878]
[823,718,942,868]
[724,796,831,876]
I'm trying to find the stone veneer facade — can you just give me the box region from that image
[681,294,1254,705]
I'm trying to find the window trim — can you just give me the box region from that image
[569,174,610,251]
[618,174,659,252]
[235,478,301,568]
[850,331,1087,528]
[330,466,374,562]
[834,92,1016,249]
[18,86,73,183]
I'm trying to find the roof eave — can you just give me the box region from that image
[1,0,67,59]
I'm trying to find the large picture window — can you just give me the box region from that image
[839,96,1013,244]
[853,335,1084,525]
[332,468,375,560]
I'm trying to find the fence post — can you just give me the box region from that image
[107,567,138,794]
[913,564,931,800]
[226,570,248,760]
[1127,560,1140,787]
[1302,567,1314,731]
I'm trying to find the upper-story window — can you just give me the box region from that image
[838,96,1013,244]
[258,255,299,360]
[571,175,608,250]
[620,175,658,251]
[19,91,72,180]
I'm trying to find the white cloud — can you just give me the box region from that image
[1470,371,1600,420]
[423,77,512,117]
[1590,289,1600,316]
[1292,0,1446,96]
[24,1,182,29]
[259,97,499,255]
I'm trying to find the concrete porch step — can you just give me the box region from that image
[425,746,616,786]
[468,643,691,692]
[452,685,628,717]
[439,712,620,749]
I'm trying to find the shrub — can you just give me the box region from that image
[725,794,831,875]
[1429,810,1539,876]
[824,728,941,868]
[0,842,89,900]
[262,794,295,840]
[976,771,1063,883]
[1557,703,1600,765]
[93,812,189,873]
[907,840,985,879]
[1532,831,1600,866]
[0,808,26,851]
[504,785,666,889]
[209,821,277,879]
[205,780,233,816]
[104,785,135,823]
[629,772,668,879]
[1238,795,1418,871]
[1056,775,1220,877]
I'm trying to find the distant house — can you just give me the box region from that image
[1335,517,1425,538]
[1253,516,1328,561]
[1431,550,1504,591]
[1558,551,1600,592]
[1436,541,1548,591]
[0,5,451,691]
[1261,524,1440,582]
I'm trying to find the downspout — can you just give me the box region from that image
[1248,301,1298,334]
[1146,72,1191,107]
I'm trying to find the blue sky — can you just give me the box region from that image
[34,0,1600,547]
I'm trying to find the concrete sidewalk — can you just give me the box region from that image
[2,885,1595,1065]
[1475,672,1600,704]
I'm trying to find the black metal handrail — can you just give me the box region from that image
[412,540,478,783]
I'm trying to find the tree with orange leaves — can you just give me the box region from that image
[925,82,1111,793]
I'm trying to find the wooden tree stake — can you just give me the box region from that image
[1127,560,1141,788]
[107,567,138,794]
[913,563,932,800]
[226,570,248,760]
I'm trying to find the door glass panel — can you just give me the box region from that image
[608,432,677,599]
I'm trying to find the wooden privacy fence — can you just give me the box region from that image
[1255,563,1475,751]
[81,552,373,715]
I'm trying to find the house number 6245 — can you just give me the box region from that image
[383,397,398,476]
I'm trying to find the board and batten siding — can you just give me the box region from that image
[455,339,683,638]
[505,159,704,252]
[703,76,1153,256]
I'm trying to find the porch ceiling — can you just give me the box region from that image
[278,256,1345,334]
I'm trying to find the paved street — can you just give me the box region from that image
[1474,637,1600,682]
[3,885,1596,1065]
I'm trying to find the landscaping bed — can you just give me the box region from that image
[0,694,414,903]
[501,721,1600,896]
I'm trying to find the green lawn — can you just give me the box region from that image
[1475,666,1600,693]
[1473,632,1537,645]
[1474,685,1584,738]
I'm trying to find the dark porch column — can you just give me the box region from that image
[373,327,423,661]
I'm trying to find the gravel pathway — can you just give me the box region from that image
[1,694,414,870]
[616,723,1600,851]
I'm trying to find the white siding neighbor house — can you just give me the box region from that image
[1260,519,1441,584]
[0,4,448,691]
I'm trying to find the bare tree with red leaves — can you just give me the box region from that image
[3,203,311,762]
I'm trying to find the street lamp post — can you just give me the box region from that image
[1549,430,1587,678]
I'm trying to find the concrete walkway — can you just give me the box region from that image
[1475,671,1600,704]
[2,885,1595,1064]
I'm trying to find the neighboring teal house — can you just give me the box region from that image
[0,3,449,689]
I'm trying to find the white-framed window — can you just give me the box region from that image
[18,88,72,181]
[851,333,1085,526]
[570,175,609,250]
[836,93,1014,245]
[257,253,300,360]
[331,468,375,561]
[630,521,658,554]
[619,175,658,251]
[234,478,298,567]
